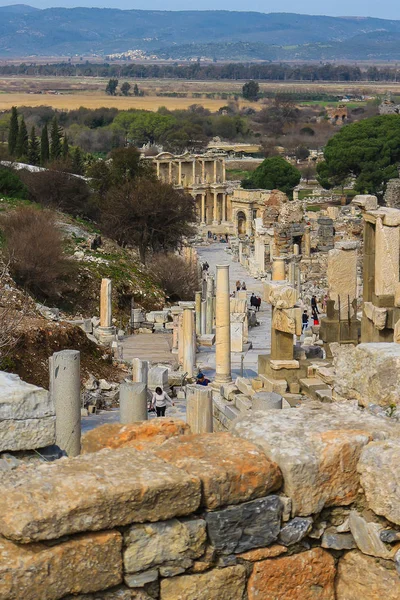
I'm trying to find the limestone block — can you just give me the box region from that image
[160,566,246,600]
[230,321,244,352]
[272,307,302,336]
[259,375,288,394]
[0,447,201,542]
[154,432,282,510]
[205,496,282,554]
[395,319,400,343]
[352,194,378,211]
[198,334,215,346]
[363,302,387,330]
[232,403,399,516]
[263,281,298,308]
[327,246,357,319]
[220,382,238,401]
[148,366,169,391]
[0,531,122,600]
[334,342,400,407]
[395,282,400,307]
[375,218,400,297]
[235,376,255,397]
[82,420,190,453]
[0,371,55,452]
[348,511,396,559]
[230,312,246,323]
[270,360,300,370]
[252,391,282,411]
[381,207,400,226]
[235,394,252,413]
[230,298,247,313]
[247,548,336,600]
[123,517,206,573]
[358,439,400,526]
[336,551,400,600]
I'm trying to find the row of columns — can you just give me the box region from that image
[200,191,228,225]
[156,159,226,187]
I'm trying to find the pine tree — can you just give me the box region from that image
[40,124,50,165]
[7,106,19,156]
[72,146,84,175]
[28,126,40,166]
[62,134,70,159]
[50,117,62,161]
[16,116,29,159]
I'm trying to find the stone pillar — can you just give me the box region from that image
[120,381,147,423]
[304,226,311,258]
[50,349,81,457]
[375,217,400,297]
[293,243,300,256]
[213,160,217,182]
[192,160,196,184]
[222,161,226,182]
[195,291,202,336]
[327,242,358,319]
[132,358,148,384]
[186,384,213,433]
[213,191,218,224]
[215,264,231,384]
[206,276,214,334]
[201,160,205,183]
[201,300,207,334]
[222,193,227,222]
[168,162,172,184]
[246,209,252,236]
[156,162,160,178]
[201,193,206,225]
[178,312,184,365]
[100,278,112,327]
[178,161,182,185]
[272,257,286,281]
[296,264,302,297]
[182,308,195,377]
[288,260,296,286]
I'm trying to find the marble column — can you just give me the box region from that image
[50,349,81,457]
[120,382,148,423]
[201,300,207,334]
[168,162,172,184]
[195,291,202,336]
[222,193,227,222]
[156,162,160,178]
[201,193,206,225]
[213,191,218,224]
[215,264,231,384]
[222,162,226,182]
[192,160,196,184]
[100,278,112,327]
[213,160,217,182]
[132,358,148,384]
[304,225,311,258]
[186,384,213,433]
[293,243,300,256]
[201,160,205,183]
[182,308,195,377]
[246,209,252,236]
[288,260,296,286]
[178,161,182,185]
[272,257,286,281]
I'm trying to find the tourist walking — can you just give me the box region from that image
[256,296,261,311]
[151,386,174,417]
[311,295,319,315]
[302,310,309,332]
[241,281,247,290]
[250,292,256,308]
[236,280,241,291]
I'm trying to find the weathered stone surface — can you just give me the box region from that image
[237,544,288,561]
[248,548,335,600]
[321,528,356,550]
[363,302,387,330]
[252,391,282,411]
[124,570,158,588]
[63,588,133,600]
[278,517,313,546]
[235,376,255,397]
[205,496,282,554]
[328,246,357,319]
[336,550,400,600]
[123,517,206,573]
[232,403,399,516]
[160,565,246,600]
[375,217,400,296]
[0,448,201,542]
[0,371,55,452]
[263,281,298,308]
[82,420,190,453]
[154,432,281,509]
[381,530,400,543]
[272,307,302,336]
[349,510,396,559]
[359,440,400,526]
[334,343,400,407]
[352,194,378,211]
[0,531,122,600]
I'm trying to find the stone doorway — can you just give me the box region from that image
[237,211,247,235]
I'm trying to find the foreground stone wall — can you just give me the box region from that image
[1,418,400,599]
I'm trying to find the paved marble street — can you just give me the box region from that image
[82,242,272,432]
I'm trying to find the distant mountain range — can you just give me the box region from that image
[1,5,400,60]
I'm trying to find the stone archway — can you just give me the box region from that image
[237,211,247,235]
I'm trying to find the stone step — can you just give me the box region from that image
[299,377,330,399]
[259,375,288,395]
[316,389,333,403]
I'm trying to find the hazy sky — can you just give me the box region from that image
[0,0,399,19]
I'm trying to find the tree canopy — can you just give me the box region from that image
[317,114,400,195]
[242,155,301,196]
[242,80,259,101]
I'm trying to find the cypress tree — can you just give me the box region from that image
[62,133,70,159]
[40,124,50,165]
[7,106,19,156]
[16,116,29,159]
[72,146,84,175]
[28,126,40,166]
[50,116,62,161]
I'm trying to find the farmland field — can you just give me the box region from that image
[0,76,399,112]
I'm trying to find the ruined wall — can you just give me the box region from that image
[1,417,399,600]
[384,178,400,209]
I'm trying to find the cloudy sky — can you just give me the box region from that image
[0,0,399,19]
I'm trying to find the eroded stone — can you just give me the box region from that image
[160,565,246,600]
[336,550,400,600]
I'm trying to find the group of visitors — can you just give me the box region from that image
[150,371,210,418]
[250,292,262,311]
[235,280,247,291]
[302,295,320,332]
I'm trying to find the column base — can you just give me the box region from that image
[212,220,220,226]
[95,326,117,344]
[213,375,232,385]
